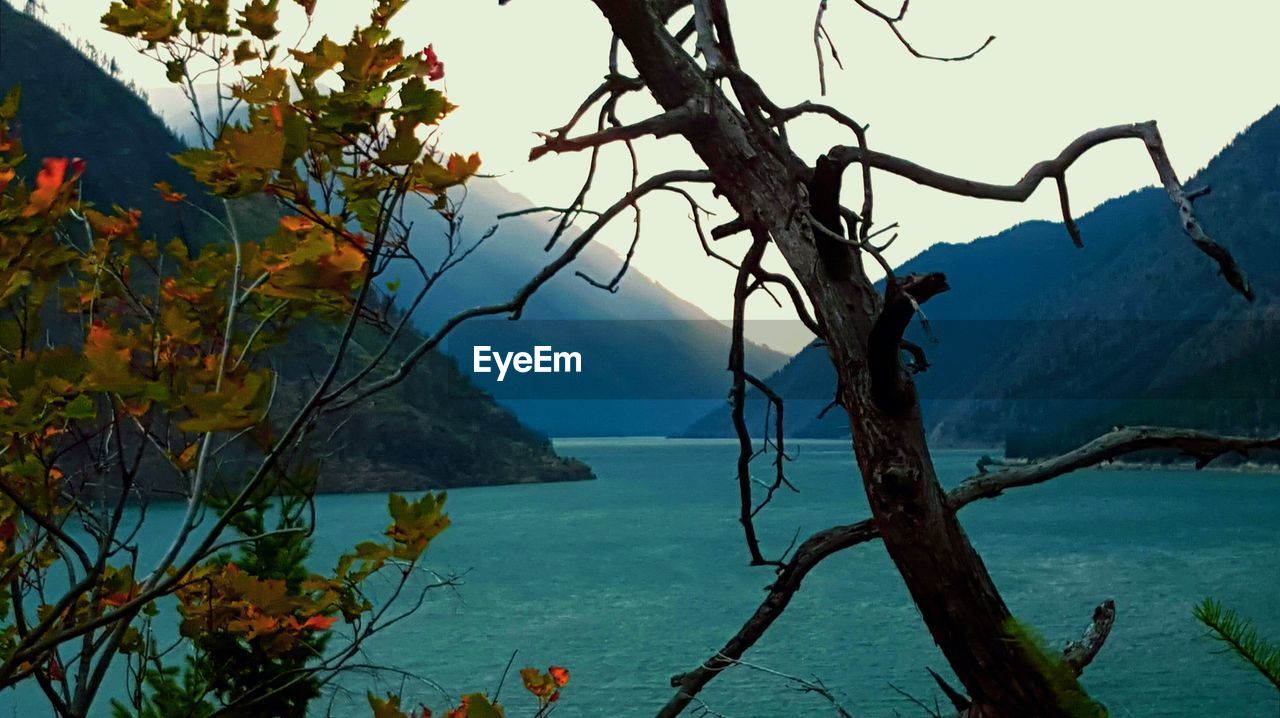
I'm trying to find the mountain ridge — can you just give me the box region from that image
[681,104,1280,452]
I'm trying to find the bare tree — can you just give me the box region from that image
[507,1,1271,715]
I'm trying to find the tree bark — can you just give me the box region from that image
[588,2,1071,714]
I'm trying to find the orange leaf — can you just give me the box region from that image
[154,181,187,203]
[0,167,14,193]
[300,614,337,631]
[279,215,315,232]
[174,442,200,470]
[548,665,569,688]
[23,157,70,217]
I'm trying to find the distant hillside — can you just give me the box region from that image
[0,3,592,490]
[682,105,1280,455]
[147,86,790,437]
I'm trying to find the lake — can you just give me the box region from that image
[4,439,1279,717]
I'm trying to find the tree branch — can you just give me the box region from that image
[948,426,1280,508]
[868,272,949,414]
[529,105,703,161]
[851,0,995,62]
[1062,599,1116,676]
[824,122,1254,300]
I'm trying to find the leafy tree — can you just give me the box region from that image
[0,1,577,715]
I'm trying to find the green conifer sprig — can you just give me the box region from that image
[1195,598,1280,692]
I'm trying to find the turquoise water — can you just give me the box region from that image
[4,439,1279,716]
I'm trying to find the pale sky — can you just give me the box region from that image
[27,0,1280,352]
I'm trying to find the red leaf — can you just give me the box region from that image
[300,614,337,631]
[421,45,444,81]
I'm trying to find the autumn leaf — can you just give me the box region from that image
[368,693,410,718]
[84,322,143,394]
[279,215,316,232]
[420,45,444,81]
[548,665,570,688]
[23,157,71,217]
[154,180,186,203]
[173,441,200,470]
[447,153,482,180]
[299,614,336,631]
[238,0,280,41]
[519,667,555,699]
[100,591,129,608]
[177,371,270,433]
[226,123,286,170]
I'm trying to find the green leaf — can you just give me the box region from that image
[463,694,504,718]
[367,692,408,718]
[398,78,446,125]
[377,123,422,165]
[63,394,96,421]
[0,85,20,121]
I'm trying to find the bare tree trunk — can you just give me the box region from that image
[588,2,1070,713]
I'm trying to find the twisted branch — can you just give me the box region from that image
[823,122,1254,300]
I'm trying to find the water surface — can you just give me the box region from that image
[5,439,1279,717]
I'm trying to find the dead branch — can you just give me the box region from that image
[812,0,844,95]
[868,272,949,414]
[691,0,724,71]
[549,73,646,140]
[728,234,776,567]
[824,122,1254,300]
[1062,599,1116,676]
[852,0,995,62]
[710,216,749,240]
[529,105,703,161]
[948,426,1280,507]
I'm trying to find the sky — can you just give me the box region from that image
[26,0,1280,352]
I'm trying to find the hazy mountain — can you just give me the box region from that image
[144,85,790,437]
[0,3,592,489]
[682,105,1280,454]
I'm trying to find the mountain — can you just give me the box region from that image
[0,3,592,490]
[682,105,1280,455]
[145,87,790,437]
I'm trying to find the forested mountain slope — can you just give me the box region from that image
[0,3,592,489]
[683,105,1280,456]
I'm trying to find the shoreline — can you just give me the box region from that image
[1000,457,1280,475]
